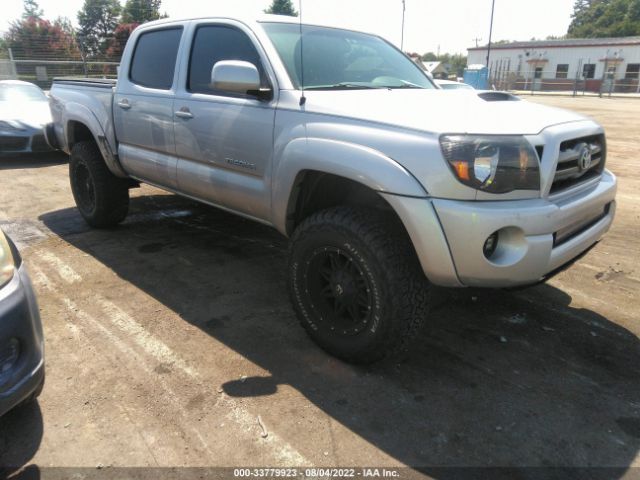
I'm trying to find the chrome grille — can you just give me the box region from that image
[550,134,605,194]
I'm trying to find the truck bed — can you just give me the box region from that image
[52,77,117,89]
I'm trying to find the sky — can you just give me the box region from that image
[2,0,576,55]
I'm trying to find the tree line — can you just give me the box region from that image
[568,0,640,37]
[482,0,639,46]
[8,0,635,66]
[2,0,166,60]
[1,0,302,61]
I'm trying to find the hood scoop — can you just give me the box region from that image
[477,91,520,102]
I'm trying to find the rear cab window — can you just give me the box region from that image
[130,27,183,89]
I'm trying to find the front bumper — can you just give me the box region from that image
[0,263,44,417]
[0,126,53,155]
[433,170,617,287]
[382,170,617,288]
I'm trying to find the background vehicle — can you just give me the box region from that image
[0,80,54,156]
[46,16,617,364]
[435,79,475,90]
[0,229,44,417]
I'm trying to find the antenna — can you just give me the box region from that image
[401,0,406,51]
[299,0,306,106]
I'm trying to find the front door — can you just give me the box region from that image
[173,23,276,221]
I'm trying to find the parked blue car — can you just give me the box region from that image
[0,229,44,417]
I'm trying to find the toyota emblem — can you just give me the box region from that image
[579,145,592,171]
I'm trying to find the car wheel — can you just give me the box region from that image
[69,141,129,228]
[289,206,431,364]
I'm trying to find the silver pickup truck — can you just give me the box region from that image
[46,16,617,363]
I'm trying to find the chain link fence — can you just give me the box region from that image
[0,47,120,90]
[488,68,640,97]
[0,54,119,89]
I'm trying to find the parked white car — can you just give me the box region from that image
[436,79,474,90]
[0,80,54,155]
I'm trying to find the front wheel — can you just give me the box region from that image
[288,206,431,364]
[69,141,129,228]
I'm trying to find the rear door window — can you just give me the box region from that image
[130,28,183,90]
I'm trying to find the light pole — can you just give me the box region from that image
[486,0,496,68]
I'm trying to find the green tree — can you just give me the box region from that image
[77,0,121,57]
[0,38,8,59]
[421,52,437,61]
[121,0,165,24]
[22,0,43,19]
[568,0,640,37]
[264,0,298,17]
[446,54,467,77]
[568,0,593,33]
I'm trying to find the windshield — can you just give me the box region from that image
[0,84,47,102]
[262,23,435,90]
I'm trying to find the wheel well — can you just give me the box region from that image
[65,121,138,187]
[286,171,396,235]
[67,121,95,149]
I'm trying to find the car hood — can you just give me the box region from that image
[0,101,51,129]
[299,89,587,135]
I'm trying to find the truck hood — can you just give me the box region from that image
[299,89,587,135]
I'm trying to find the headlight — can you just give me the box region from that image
[440,135,541,194]
[0,231,16,289]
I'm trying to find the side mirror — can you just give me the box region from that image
[210,60,270,99]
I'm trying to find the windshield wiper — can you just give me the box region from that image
[388,80,426,89]
[305,83,383,91]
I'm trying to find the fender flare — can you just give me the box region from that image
[63,103,129,178]
[271,137,427,235]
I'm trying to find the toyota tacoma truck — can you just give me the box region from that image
[45,16,617,363]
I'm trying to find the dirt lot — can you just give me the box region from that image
[0,96,639,478]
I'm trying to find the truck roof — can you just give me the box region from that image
[143,14,304,28]
[140,14,375,36]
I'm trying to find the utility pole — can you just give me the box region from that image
[401,0,406,51]
[486,0,496,67]
[473,37,482,48]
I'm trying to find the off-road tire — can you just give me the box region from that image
[289,206,431,364]
[69,141,129,228]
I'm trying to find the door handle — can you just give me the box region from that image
[175,107,193,119]
[117,99,131,110]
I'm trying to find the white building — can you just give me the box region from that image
[467,37,640,92]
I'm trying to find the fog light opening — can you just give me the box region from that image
[483,231,499,259]
[0,338,20,382]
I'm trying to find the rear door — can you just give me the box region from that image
[173,21,277,221]
[114,26,184,189]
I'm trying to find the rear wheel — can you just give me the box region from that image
[289,206,431,364]
[69,141,129,228]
